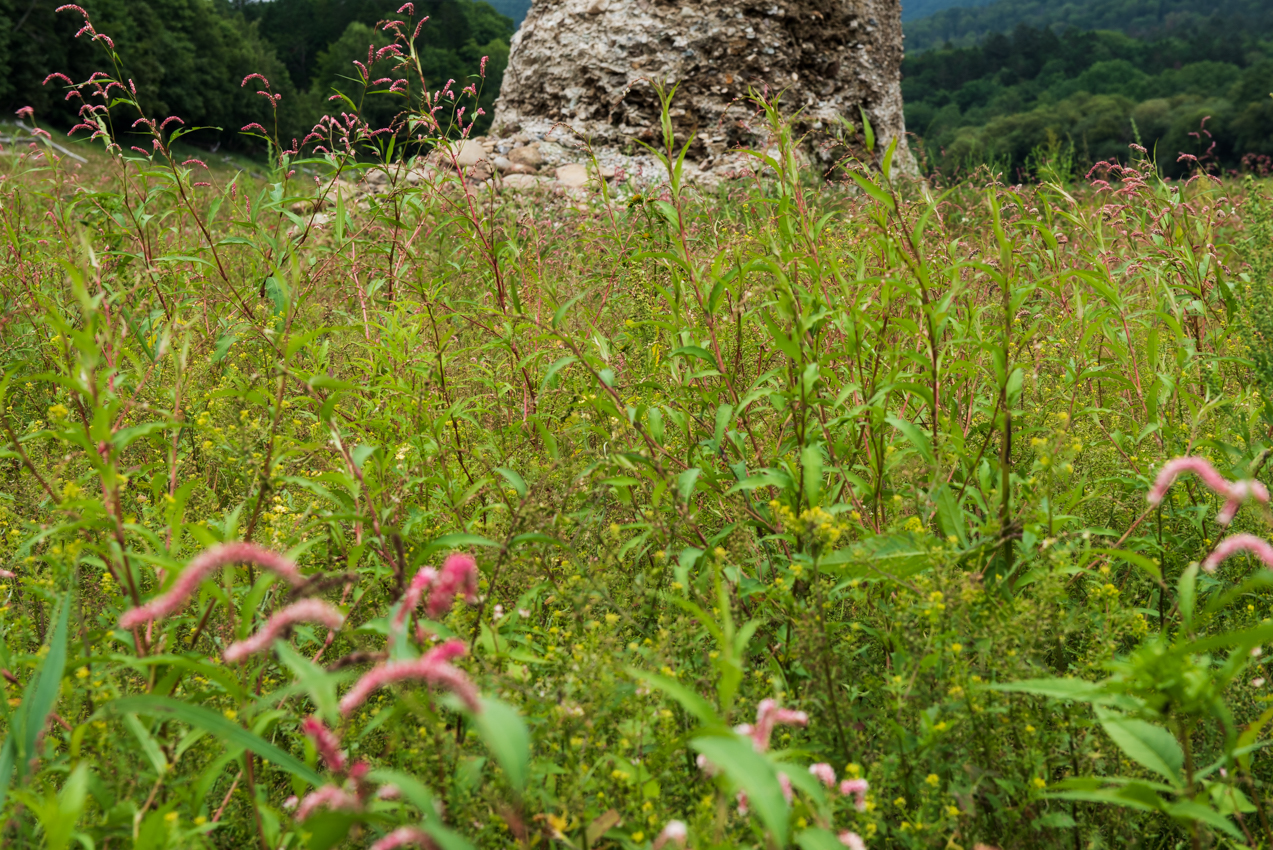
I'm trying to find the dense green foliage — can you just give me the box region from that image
[0,0,511,148]
[902,20,1273,179]
[7,21,1273,849]
[904,0,1273,53]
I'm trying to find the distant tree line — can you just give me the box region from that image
[902,21,1273,178]
[0,0,513,151]
[904,0,1273,53]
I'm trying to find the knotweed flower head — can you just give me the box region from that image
[840,777,869,812]
[750,698,807,752]
[652,820,688,849]
[1203,534,1273,573]
[15,106,33,120]
[779,772,793,805]
[119,542,304,629]
[1220,479,1270,525]
[223,599,344,663]
[394,566,437,632]
[339,638,479,715]
[295,784,360,821]
[839,832,867,850]
[1147,456,1269,525]
[370,827,439,850]
[301,716,346,774]
[428,553,478,617]
[810,762,837,788]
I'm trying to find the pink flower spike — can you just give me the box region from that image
[119,542,304,629]
[394,566,437,632]
[1147,457,1233,506]
[778,772,793,805]
[370,827,439,850]
[652,820,688,850]
[302,716,346,774]
[396,2,414,13]
[242,73,269,88]
[809,763,837,788]
[1219,479,1271,525]
[223,599,344,663]
[0,570,15,579]
[43,72,73,86]
[749,699,807,751]
[55,4,88,16]
[295,785,360,821]
[426,553,478,618]
[840,778,869,812]
[1204,534,1273,573]
[839,832,867,850]
[241,123,268,134]
[15,106,34,120]
[339,638,479,715]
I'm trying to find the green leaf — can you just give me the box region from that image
[885,414,934,465]
[495,467,527,500]
[303,811,356,850]
[1166,800,1243,839]
[628,668,719,726]
[19,595,70,773]
[472,698,529,791]
[1092,549,1161,583]
[1096,709,1183,786]
[1178,563,1198,629]
[677,468,701,504]
[99,696,324,787]
[123,714,168,775]
[848,171,894,211]
[419,533,500,562]
[985,677,1110,703]
[796,828,849,850]
[274,642,340,725]
[0,738,14,814]
[801,444,823,507]
[691,734,788,845]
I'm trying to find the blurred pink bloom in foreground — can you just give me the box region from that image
[1147,456,1269,525]
[339,638,478,715]
[1204,533,1273,573]
[840,777,869,812]
[810,762,837,788]
[302,716,346,774]
[652,820,688,849]
[120,542,304,629]
[369,827,439,850]
[223,599,344,663]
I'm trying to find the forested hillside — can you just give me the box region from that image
[905,0,1273,52]
[901,1,1273,178]
[902,0,993,25]
[0,0,512,149]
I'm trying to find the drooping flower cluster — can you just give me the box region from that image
[1204,533,1273,573]
[293,719,375,821]
[393,553,478,633]
[119,542,305,629]
[740,698,808,751]
[694,700,868,847]
[339,638,479,715]
[1147,456,1269,525]
[223,599,344,663]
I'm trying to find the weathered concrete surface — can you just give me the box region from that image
[491,0,914,175]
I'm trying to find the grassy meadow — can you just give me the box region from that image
[5,27,1273,850]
